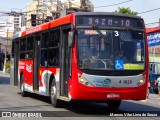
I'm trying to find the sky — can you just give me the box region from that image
[0,0,160,28]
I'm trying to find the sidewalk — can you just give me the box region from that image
[0,70,10,77]
[141,93,160,106]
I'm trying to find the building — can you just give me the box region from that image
[26,0,61,28]
[146,27,160,62]
[0,21,13,38]
[0,21,14,39]
[61,0,94,11]
[0,21,13,52]
[8,14,25,33]
[26,0,94,28]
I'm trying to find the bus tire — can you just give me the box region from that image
[20,75,27,97]
[50,80,61,108]
[107,100,121,110]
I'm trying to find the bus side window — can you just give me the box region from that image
[41,33,48,67]
[41,50,47,66]
[26,36,34,59]
[48,29,60,67]
[20,38,26,59]
[48,48,59,66]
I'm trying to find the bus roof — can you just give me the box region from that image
[20,13,74,37]
[14,12,142,39]
[74,12,143,19]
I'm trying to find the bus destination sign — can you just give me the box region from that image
[77,16,144,28]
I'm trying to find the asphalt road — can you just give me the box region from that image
[0,71,160,119]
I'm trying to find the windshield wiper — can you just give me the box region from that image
[92,25,110,45]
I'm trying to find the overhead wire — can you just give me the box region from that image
[94,1,160,28]
[138,7,160,14]
[94,0,160,16]
[145,22,159,25]
[94,0,133,8]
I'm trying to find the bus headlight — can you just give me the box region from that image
[79,77,85,83]
[139,79,144,83]
[137,75,146,86]
[78,75,93,87]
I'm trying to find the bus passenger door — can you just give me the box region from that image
[60,25,72,97]
[33,35,41,91]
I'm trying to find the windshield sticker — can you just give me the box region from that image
[115,60,124,70]
[84,30,97,35]
[124,64,144,70]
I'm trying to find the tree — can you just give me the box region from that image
[114,7,138,15]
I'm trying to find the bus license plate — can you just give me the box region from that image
[107,93,120,98]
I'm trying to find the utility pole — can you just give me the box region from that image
[3,29,8,73]
[68,0,72,8]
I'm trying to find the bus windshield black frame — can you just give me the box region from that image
[76,16,144,29]
[75,15,146,76]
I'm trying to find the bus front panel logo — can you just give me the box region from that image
[92,78,111,84]
[104,79,111,84]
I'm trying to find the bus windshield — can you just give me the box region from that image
[77,29,145,70]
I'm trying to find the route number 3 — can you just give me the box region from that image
[114,31,119,36]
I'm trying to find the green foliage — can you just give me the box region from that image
[5,61,10,71]
[114,7,138,15]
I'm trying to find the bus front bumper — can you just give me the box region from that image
[71,84,147,101]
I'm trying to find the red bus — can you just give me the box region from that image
[11,12,148,110]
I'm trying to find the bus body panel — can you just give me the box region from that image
[21,23,49,37]
[38,67,59,95]
[19,60,33,92]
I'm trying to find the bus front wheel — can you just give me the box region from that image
[50,80,61,108]
[107,100,121,110]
